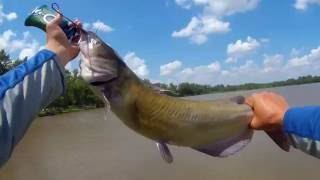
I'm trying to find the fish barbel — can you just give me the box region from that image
[79,31,290,163]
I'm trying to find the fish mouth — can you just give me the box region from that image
[78,30,90,57]
[78,31,119,86]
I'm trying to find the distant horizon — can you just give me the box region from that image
[145,74,320,87]
[144,75,320,97]
[1,0,320,85]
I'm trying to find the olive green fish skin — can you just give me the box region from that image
[79,31,253,148]
[101,61,253,148]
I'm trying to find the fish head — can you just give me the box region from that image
[79,31,120,86]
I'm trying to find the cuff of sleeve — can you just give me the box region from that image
[284,107,320,140]
[284,108,299,133]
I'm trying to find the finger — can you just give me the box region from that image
[73,20,82,28]
[71,44,80,51]
[50,13,63,26]
[245,96,254,107]
[68,20,82,29]
[249,117,262,130]
[69,45,80,58]
[71,34,81,44]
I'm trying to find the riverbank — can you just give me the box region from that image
[39,106,100,117]
[41,82,320,117]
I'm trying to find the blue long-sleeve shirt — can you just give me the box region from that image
[0,49,64,167]
[284,106,320,158]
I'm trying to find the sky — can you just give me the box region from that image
[1,0,320,85]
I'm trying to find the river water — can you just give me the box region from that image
[0,83,320,180]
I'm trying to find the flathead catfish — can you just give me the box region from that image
[79,31,290,163]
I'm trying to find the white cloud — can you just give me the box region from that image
[92,20,113,32]
[175,0,192,9]
[18,40,40,60]
[263,54,284,73]
[0,30,41,59]
[172,15,230,45]
[287,46,320,68]
[173,0,259,44]
[225,57,237,64]
[84,20,113,33]
[263,54,283,67]
[172,59,266,85]
[160,45,320,85]
[175,0,259,17]
[6,12,17,21]
[224,36,266,64]
[294,0,320,10]
[290,48,303,57]
[124,52,149,78]
[0,3,17,23]
[160,60,182,76]
[227,36,261,58]
[178,61,221,84]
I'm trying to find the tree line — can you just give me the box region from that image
[143,76,320,97]
[0,49,104,116]
[2,49,320,116]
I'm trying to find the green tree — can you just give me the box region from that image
[0,49,11,75]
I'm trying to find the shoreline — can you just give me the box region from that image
[39,106,100,117]
[40,82,320,117]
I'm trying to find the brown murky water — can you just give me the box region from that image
[0,83,320,180]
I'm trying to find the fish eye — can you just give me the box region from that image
[88,38,101,49]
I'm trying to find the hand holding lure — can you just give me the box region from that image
[25,3,85,40]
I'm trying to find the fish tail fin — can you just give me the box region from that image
[265,129,290,152]
[193,129,254,158]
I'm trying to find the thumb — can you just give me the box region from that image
[249,117,261,130]
[245,96,254,108]
[68,45,80,59]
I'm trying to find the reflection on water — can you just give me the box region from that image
[1,83,320,180]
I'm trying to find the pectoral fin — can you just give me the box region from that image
[193,129,253,158]
[265,130,290,152]
[156,142,173,163]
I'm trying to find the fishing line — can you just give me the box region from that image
[51,3,95,80]
[51,2,87,42]
[51,3,81,30]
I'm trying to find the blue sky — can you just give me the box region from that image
[1,0,320,85]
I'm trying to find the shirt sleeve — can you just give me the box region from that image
[0,49,65,167]
[284,106,320,158]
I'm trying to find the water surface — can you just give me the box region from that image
[0,83,320,180]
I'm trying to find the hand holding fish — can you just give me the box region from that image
[45,13,81,66]
[246,92,289,131]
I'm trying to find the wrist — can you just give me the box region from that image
[45,44,70,66]
[272,108,288,129]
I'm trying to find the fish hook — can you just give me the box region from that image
[51,2,87,33]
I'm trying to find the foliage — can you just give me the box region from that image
[43,70,104,115]
[1,49,104,116]
[0,49,12,75]
[170,76,320,96]
[0,49,26,75]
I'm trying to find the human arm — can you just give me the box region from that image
[284,106,320,157]
[0,14,80,167]
[246,92,320,158]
